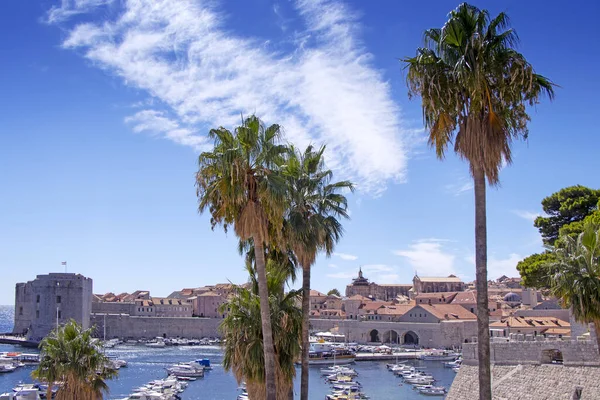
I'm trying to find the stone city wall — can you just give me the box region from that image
[309,319,477,347]
[90,313,222,339]
[461,340,600,367]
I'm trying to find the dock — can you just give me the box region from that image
[0,335,40,348]
[355,351,425,361]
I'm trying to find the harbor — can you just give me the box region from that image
[0,342,457,399]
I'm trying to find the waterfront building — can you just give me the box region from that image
[13,273,93,341]
[189,291,226,318]
[345,268,412,300]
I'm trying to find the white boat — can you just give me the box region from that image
[0,389,40,400]
[145,341,166,348]
[419,387,447,396]
[321,366,357,376]
[419,350,460,361]
[166,363,204,377]
[0,365,16,373]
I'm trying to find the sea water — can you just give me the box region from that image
[0,305,456,399]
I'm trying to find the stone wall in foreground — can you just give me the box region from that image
[90,313,222,339]
[461,340,600,366]
[447,364,600,400]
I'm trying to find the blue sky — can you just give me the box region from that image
[1,0,599,305]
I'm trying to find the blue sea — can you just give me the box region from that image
[0,305,455,399]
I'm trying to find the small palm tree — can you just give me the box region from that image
[196,115,288,399]
[550,223,600,349]
[283,145,353,400]
[403,4,554,399]
[220,254,302,400]
[32,319,117,400]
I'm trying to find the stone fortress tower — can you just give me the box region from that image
[13,273,93,341]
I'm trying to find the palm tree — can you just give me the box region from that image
[196,115,288,399]
[283,145,353,400]
[32,319,117,400]
[550,223,600,349]
[220,253,302,400]
[403,4,554,399]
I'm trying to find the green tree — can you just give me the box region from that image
[327,288,341,297]
[32,320,117,400]
[516,252,557,289]
[549,222,600,349]
[283,145,353,400]
[403,4,554,399]
[534,185,600,246]
[196,115,288,399]
[220,255,302,400]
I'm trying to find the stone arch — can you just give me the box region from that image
[382,330,399,344]
[403,330,419,345]
[541,349,563,364]
[369,329,380,343]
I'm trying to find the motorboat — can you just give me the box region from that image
[419,350,460,361]
[166,363,204,377]
[320,366,357,376]
[0,364,16,373]
[443,359,462,368]
[145,341,166,348]
[1,389,40,400]
[419,386,447,396]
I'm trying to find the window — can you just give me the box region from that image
[36,295,40,303]
[56,296,61,304]
[36,310,39,318]
[19,307,23,316]
[58,310,62,319]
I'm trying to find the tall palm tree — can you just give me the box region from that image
[550,223,600,349]
[403,4,554,398]
[196,115,288,399]
[220,253,302,400]
[283,145,353,400]
[32,319,117,400]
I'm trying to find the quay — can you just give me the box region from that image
[355,350,425,361]
[0,335,39,348]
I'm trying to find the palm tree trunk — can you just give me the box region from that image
[473,166,492,400]
[254,238,277,400]
[300,264,311,400]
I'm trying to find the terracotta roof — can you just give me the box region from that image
[377,305,413,316]
[197,291,223,298]
[543,327,571,335]
[309,310,321,316]
[490,316,570,329]
[310,289,327,297]
[360,301,393,311]
[416,292,457,303]
[320,309,346,316]
[379,284,413,287]
[417,304,477,320]
[345,295,370,301]
[452,291,477,304]
[150,297,187,306]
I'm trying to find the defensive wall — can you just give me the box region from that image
[309,318,477,347]
[447,340,600,399]
[90,313,222,339]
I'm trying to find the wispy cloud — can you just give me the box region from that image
[361,264,393,273]
[465,253,523,280]
[334,252,358,261]
[49,0,411,195]
[512,210,540,222]
[328,263,339,269]
[326,271,357,279]
[393,239,456,276]
[445,177,474,196]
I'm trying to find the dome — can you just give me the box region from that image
[504,292,521,302]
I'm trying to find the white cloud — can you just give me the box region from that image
[445,178,474,196]
[393,239,456,276]
[465,253,523,280]
[328,263,339,269]
[361,264,393,273]
[50,0,411,195]
[125,110,207,150]
[334,252,358,261]
[326,271,357,279]
[512,210,540,222]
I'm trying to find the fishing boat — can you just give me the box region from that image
[308,342,355,365]
[419,350,460,361]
